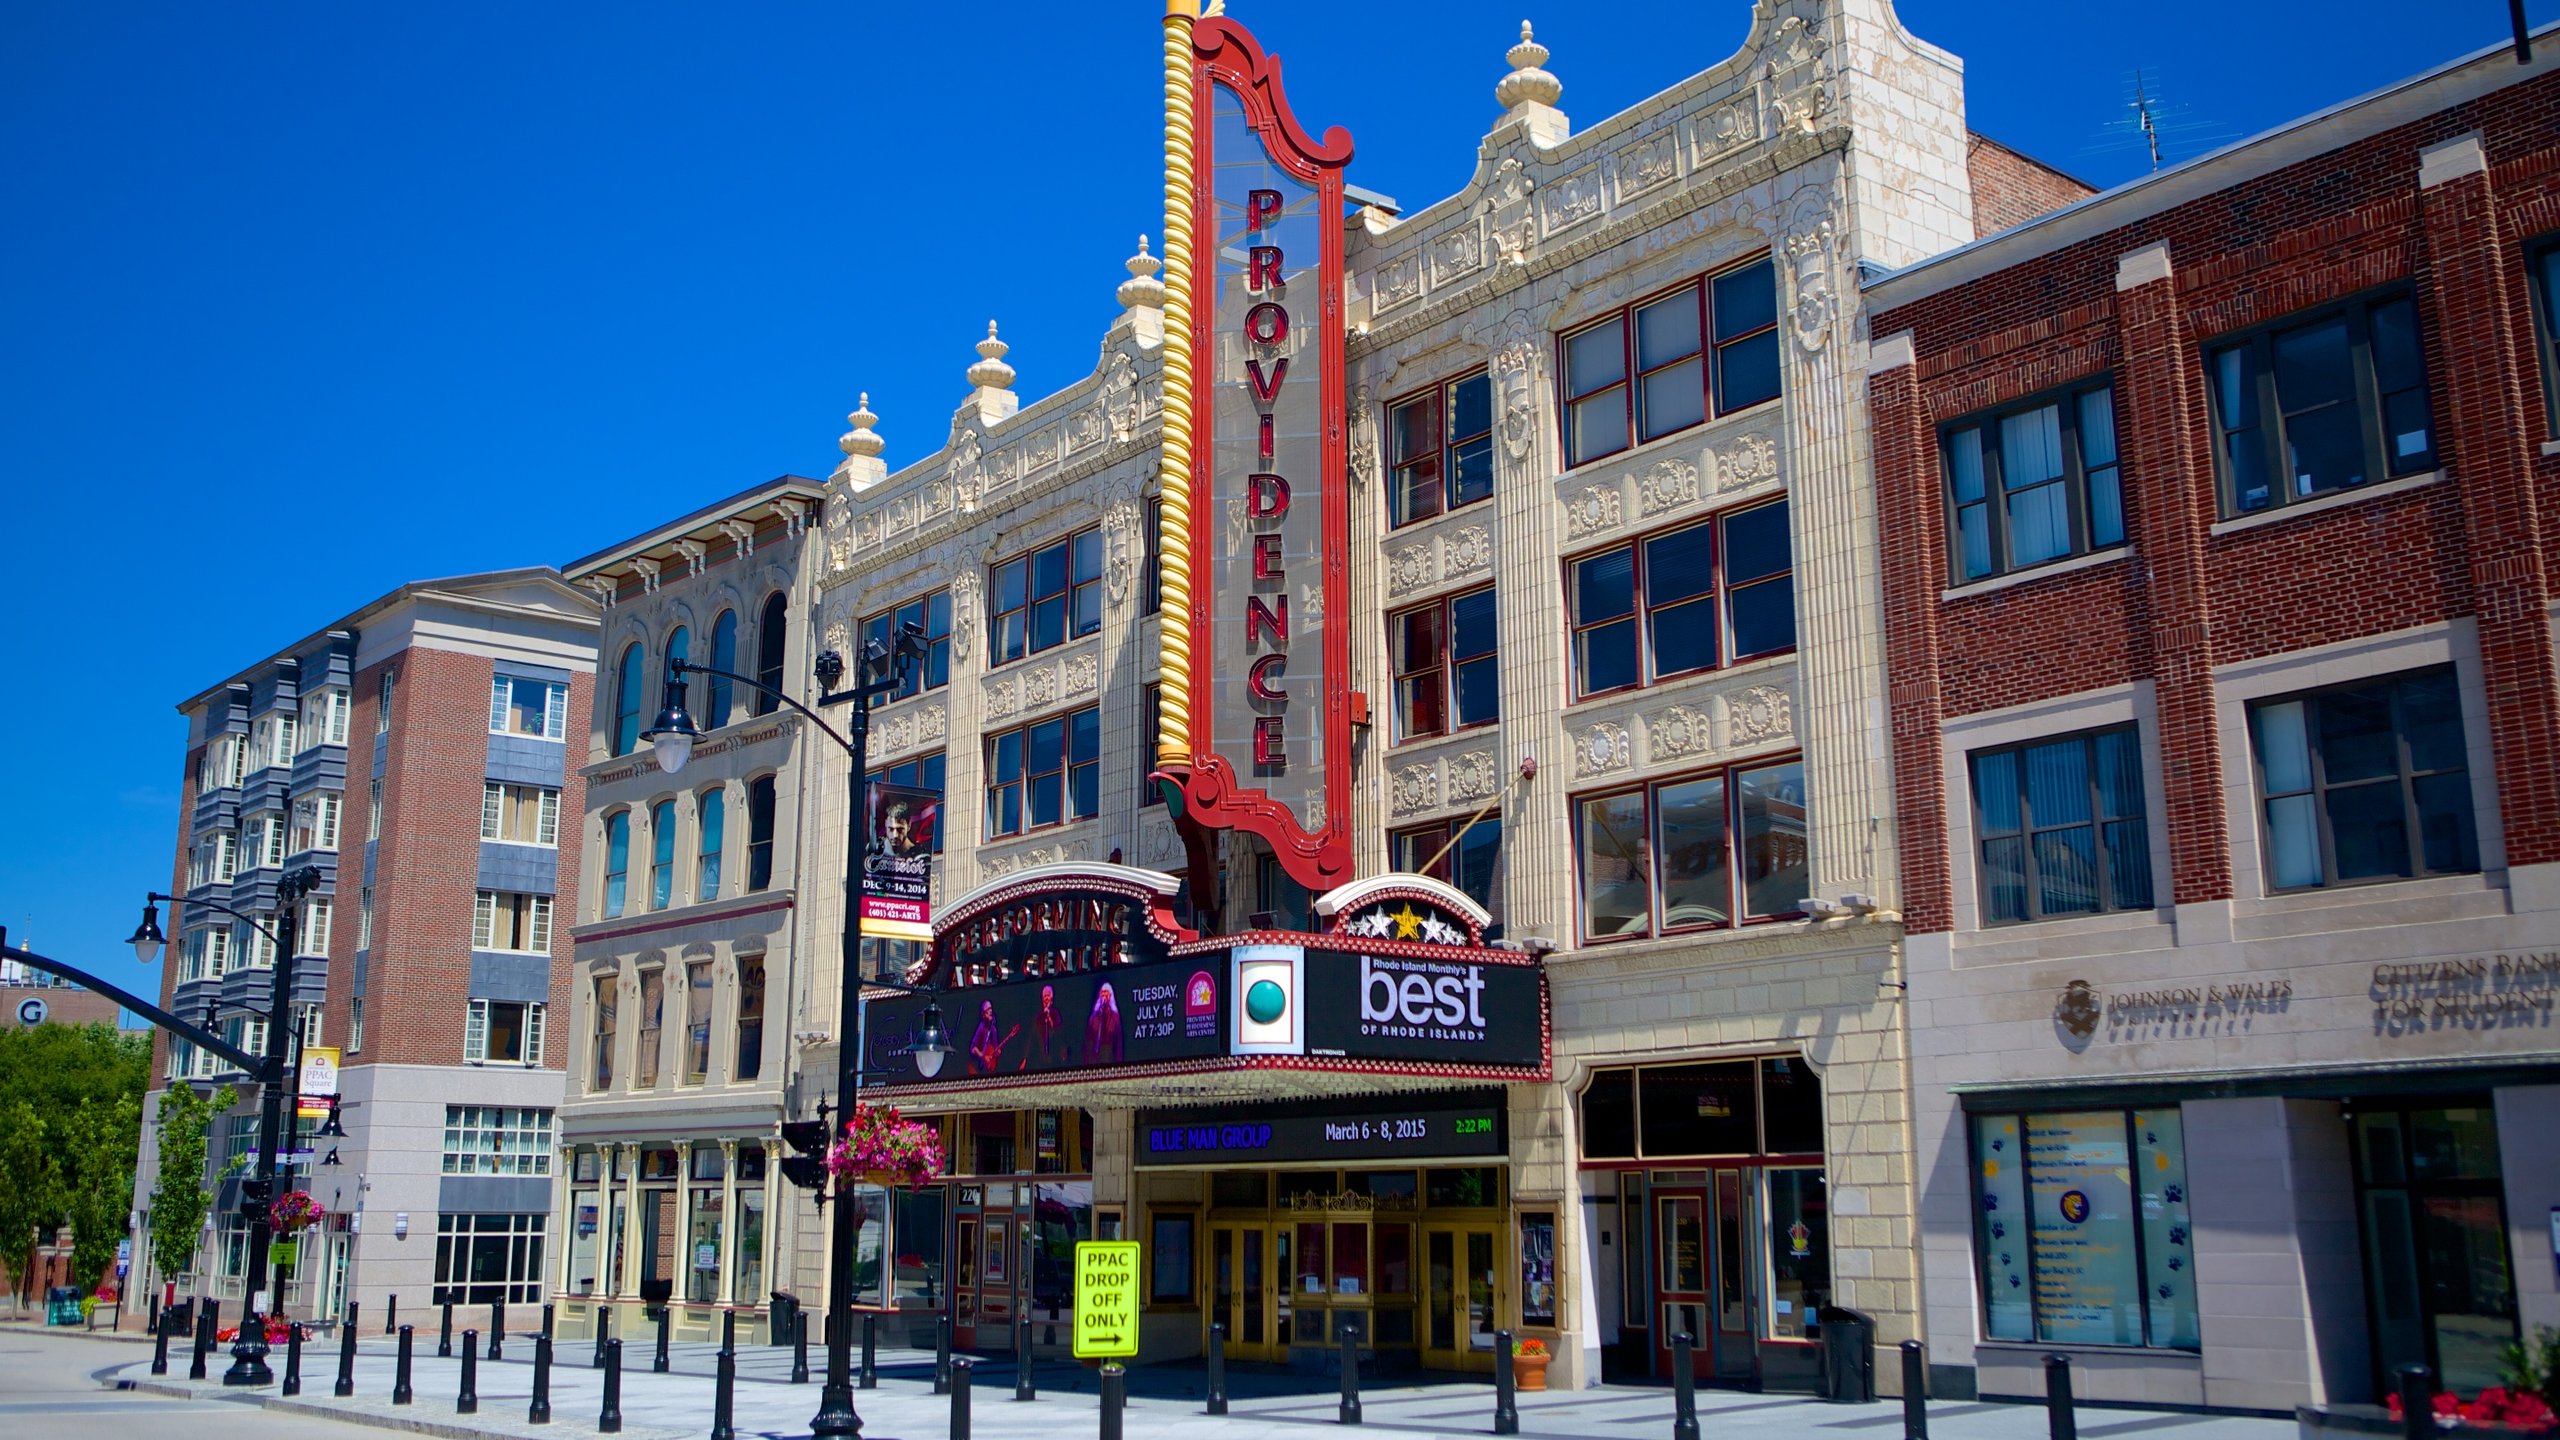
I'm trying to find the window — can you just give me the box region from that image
[1140,683,1163,805]
[349,996,364,1053]
[753,592,787,716]
[1569,498,1793,698]
[984,705,1101,838]
[298,897,333,956]
[473,891,554,953]
[292,793,343,854]
[356,888,373,952]
[249,811,287,869]
[2249,667,2476,891]
[210,832,238,883]
[442,1105,554,1175]
[1390,588,1498,740]
[306,687,351,747]
[649,799,678,910]
[868,754,947,852]
[1149,1212,1195,1303]
[634,969,664,1089]
[1944,383,2124,583]
[1971,726,2154,923]
[683,960,712,1084]
[1575,758,1807,941]
[1387,371,1494,527]
[490,673,569,740]
[734,955,765,1083]
[378,669,397,734]
[862,591,954,700]
[433,1212,547,1307]
[2533,240,2560,432]
[1562,258,1780,468]
[368,779,382,842]
[1141,497,1164,615]
[181,928,231,982]
[990,530,1103,665]
[239,924,277,971]
[2206,293,2434,515]
[612,644,645,756]
[706,609,739,727]
[696,788,726,900]
[482,783,561,846]
[590,974,616,1091]
[465,999,545,1066]
[601,811,631,918]
[1389,816,1502,923]
[1973,1109,2196,1348]
[746,776,777,892]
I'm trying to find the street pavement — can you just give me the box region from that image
[6,1321,2298,1440]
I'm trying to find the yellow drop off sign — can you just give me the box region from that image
[1073,1240,1141,1359]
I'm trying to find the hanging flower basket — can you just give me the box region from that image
[269,1190,326,1235]
[822,1102,944,1190]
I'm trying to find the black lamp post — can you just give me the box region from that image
[132,864,325,1387]
[641,621,952,1440]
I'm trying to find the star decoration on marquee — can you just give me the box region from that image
[1417,916,1461,945]
[1390,904,1425,940]
[1346,904,1469,945]
[1348,909,1399,939]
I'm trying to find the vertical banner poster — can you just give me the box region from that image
[297,1045,341,1120]
[860,781,937,940]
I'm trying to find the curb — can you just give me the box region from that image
[119,1375,687,1440]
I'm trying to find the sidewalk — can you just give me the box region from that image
[108,1334,2299,1440]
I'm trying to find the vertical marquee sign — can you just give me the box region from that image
[1162,16,1356,893]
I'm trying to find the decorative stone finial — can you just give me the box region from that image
[838,392,883,460]
[966,321,1016,391]
[1496,21,1561,111]
[1117,234,1166,311]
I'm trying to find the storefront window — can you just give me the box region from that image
[1764,1169,1828,1340]
[1426,1166,1501,1208]
[1150,1212,1195,1303]
[1520,1212,1557,1326]
[849,1187,890,1306]
[1972,1109,2198,1349]
[1639,1063,1757,1157]
[1333,1223,1370,1295]
[570,1187,601,1295]
[736,1188,765,1304]
[685,1186,723,1303]
[893,1187,943,1305]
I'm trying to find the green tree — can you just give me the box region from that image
[147,1082,236,1285]
[64,1093,142,1289]
[0,1100,59,1303]
[0,1022,150,1298]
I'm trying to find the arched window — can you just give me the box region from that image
[649,798,678,911]
[612,644,645,757]
[746,775,779,891]
[753,592,788,716]
[707,610,739,727]
[602,811,631,919]
[669,625,691,671]
[696,788,726,901]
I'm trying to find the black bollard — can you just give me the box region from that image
[593,1304,610,1369]
[458,1330,479,1414]
[439,1300,454,1358]
[529,1332,554,1424]
[934,1312,952,1395]
[791,1310,810,1384]
[2398,1365,2435,1440]
[952,1355,974,1440]
[1206,1321,1228,1415]
[1901,1339,1929,1440]
[1493,1329,1519,1436]
[151,1316,171,1376]
[711,1324,737,1440]
[1337,1324,1362,1425]
[860,1312,878,1389]
[1013,1312,1035,1402]
[385,1293,396,1336]
[191,1300,217,1380]
[394,1325,415,1405]
[542,1302,555,1340]
[282,1323,304,1397]
[2043,1353,2076,1440]
[491,1299,505,1360]
[335,1301,359,1396]
[653,1303,670,1374]
[600,1339,624,1434]
[1101,1363,1126,1440]
[1671,1332,1701,1440]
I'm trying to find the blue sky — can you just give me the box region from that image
[3,1,2549,995]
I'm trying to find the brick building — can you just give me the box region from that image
[130,570,597,1325]
[1868,27,2560,1415]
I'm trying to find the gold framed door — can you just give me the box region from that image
[1421,1224,1501,1373]
[1209,1223,1280,1362]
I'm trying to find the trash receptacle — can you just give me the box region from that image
[768,1291,800,1348]
[163,1299,195,1336]
[46,1286,83,1326]
[1817,1306,1875,1403]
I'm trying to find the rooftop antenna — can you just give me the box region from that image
[2082,68,2236,175]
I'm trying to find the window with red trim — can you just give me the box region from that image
[1575,757,1807,942]
[1386,371,1494,527]
[984,705,1101,838]
[1390,587,1498,741]
[990,530,1104,666]
[1560,257,1780,469]
[1567,498,1793,700]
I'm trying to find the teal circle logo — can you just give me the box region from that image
[1246,979,1288,1025]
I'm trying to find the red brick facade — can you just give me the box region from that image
[1965,132,2098,238]
[1873,65,2560,935]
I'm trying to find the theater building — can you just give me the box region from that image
[1869,28,2560,1414]
[777,0,2085,1392]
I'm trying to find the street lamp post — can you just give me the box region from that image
[641,623,952,1440]
[131,864,324,1387]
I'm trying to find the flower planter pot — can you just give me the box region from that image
[1515,1354,1551,1391]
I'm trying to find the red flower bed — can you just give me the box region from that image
[2387,1388,2559,1432]
[213,1317,295,1344]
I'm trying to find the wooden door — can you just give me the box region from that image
[1652,1191,1713,1381]
[953,1218,979,1349]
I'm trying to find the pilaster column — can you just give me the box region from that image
[618,1143,643,1298]
[552,1143,577,1298]
[1484,308,1572,944]
[718,1139,740,1306]
[1867,332,1951,932]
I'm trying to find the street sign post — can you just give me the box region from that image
[1071,1241,1140,1360]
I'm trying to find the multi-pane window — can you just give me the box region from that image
[1562,258,1780,468]
[303,688,350,748]
[590,974,617,1092]
[349,996,364,1053]
[683,960,712,1084]
[634,969,664,1088]
[869,754,947,853]
[746,776,778,892]
[1142,498,1164,615]
[649,799,678,911]
[368,778,383,841]
[473,891,553,953]
[378,669,397,734]
[706,609,739,727]
[298,898,333,957]
[1575,759,1808,941]
[1970,726,2154,924]
[1389,816,1503,924]
[433,1212,547,1306]
[2206,293,2434,516]
[2249,667,2476,891]
[863,591,954,700]
[239,925,278,971]
[292,793,343,854]
[1391,588,1499,740]
[985,706,1101,838]
[1387,371,1494,527]
[1140,683,1164,805]
[612,644,645,756]
[1944,383,2124,583]
[1570,499,1793,699]
[464,999,544,1066]
[356,887,373,952]
[247,811,287,869]
[602,811,630,919]
[753,592,788,715]
[181,928,231,982]
[734,956,766,1083]
[696,788,725,901]
[441,1105,554,1175]
[990,530,1103,665]
[2533,240,2560,432]
[490,674,569,740]
[482,783,560,846]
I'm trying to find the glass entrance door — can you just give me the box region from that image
[1422,1225,1500,1372]
[2355,1102,2518,1394]
[1210,1223,1279,1361]
[1652,1191,1712,1381]
[1652,1177,1758,1384]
